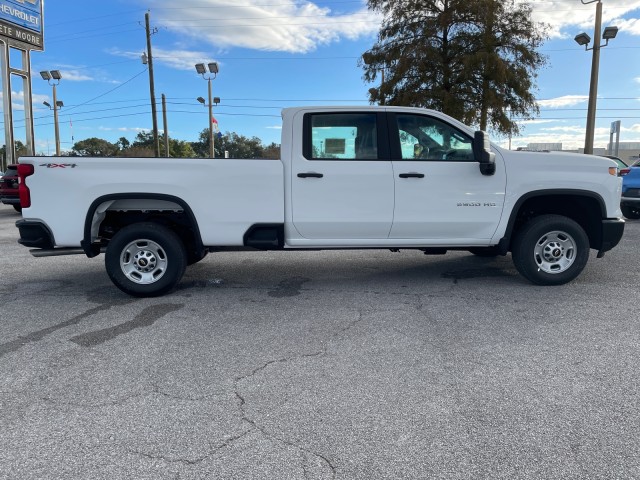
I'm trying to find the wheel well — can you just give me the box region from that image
[83,195,203,259]
[508,193,603,251]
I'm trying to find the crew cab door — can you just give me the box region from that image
[291,112,394,239]
[388,112,506,241]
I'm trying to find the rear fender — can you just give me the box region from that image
[81,193,203,258]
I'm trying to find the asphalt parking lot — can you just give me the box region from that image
[1,204,639,479]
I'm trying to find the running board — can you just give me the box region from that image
[29,247,105,257]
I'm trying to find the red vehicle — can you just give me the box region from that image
[0,164,21,212]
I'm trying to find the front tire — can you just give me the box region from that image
[105,223,187,297]
[512,215,589,286]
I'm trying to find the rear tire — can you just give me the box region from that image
[105,222,187,297]
[512,214,589,286]
[621,205,640,220]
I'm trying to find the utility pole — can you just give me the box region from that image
[162,93,169,157]
[145,11,160,157]
[575,0,618,155]
[584,0,602,155]
[52,82,61,156]
[40,70,63,156]
[195,62,219,159]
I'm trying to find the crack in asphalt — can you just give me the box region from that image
[127,448,212,466]
[39,390,150,409]
[227,309,367,478]
[149,381,226,403]
[128,430,257,468]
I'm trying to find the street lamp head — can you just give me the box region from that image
[574,32,591,46]
[603,26,618,40]
[207,62,219,74]
[213,97,220,105]
[56,101,64,108]
[197,96,205,104]
[50,70,62,80]
[42,101,51,108]
[40,71,51,81]
[195,63,206,75]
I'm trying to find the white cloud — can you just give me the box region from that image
[527,0,640,38]
[98,126,150,133]
[540,125,585,133]
[138,0,380,54]
[609,17,640,36]
[517,119,559,125]
[266,125,282,130]
[0,90,49,111]
[537,95,588,108]
[60,70,94,82]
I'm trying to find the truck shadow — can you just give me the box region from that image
[177,251,519,294]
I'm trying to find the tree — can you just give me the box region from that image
[72,137,119,157]
[193,129,267,159]
[168,138,196,158]
[1,141,29,162]
[124,131,195,158]
[361,0,548,136]
[263,142,281,159]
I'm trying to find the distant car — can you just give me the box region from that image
[0,164,21,212]
[600,155,628,174]
[620,163,640,219]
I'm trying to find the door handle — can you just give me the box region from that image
[297,172,324,178]
[399,173,425,178]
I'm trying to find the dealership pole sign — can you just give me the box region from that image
[0,0,43,50]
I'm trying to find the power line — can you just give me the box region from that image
[46,22,138,41]
[47,28,143,44]
[65,69,149,113]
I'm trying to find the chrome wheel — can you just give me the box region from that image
[120,239,168,284]
[533,230,576,274]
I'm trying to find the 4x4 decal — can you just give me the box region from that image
[39,163,77,168]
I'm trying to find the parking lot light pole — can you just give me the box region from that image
[195,62,219,158]
[575,0,618,155]
[40,70,63,156]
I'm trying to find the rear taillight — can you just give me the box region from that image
[620,168,630,176]
[17,164,34,208]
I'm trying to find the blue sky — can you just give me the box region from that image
[5,0,640,154]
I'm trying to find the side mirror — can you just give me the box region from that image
[473,130,496,176]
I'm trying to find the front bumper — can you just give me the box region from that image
[598,218,625,257]
[621,196,640,206]
[15,219,55,249]
[621,186,640,206]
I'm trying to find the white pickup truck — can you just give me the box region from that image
[15,106,624,297]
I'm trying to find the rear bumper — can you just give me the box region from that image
[598,218,625,257]
[15,219,55,249]
[1,195,20,205]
